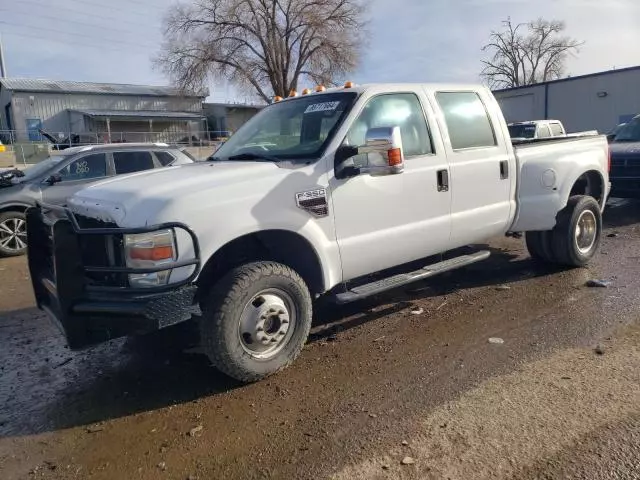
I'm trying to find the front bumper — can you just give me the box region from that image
[26,204,201,349]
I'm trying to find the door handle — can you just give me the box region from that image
[499,160,509,180]
[437,169,449,192]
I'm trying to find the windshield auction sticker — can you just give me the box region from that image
[304,101,341,114]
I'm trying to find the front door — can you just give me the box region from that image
[330,91,452,281]
[41,152,111,205]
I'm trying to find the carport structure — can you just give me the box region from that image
[69,109,207,143]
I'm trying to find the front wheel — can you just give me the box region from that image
[0,211,28,257]
[199,262,312,382]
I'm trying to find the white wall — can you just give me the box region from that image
[493,67,640,134]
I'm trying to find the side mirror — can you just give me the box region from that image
[45,173,62,186]
[335,126,405,179]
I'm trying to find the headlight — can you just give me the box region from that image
[124,229,176,287]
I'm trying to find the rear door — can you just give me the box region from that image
[41,152,111,205]
[111,150,158,174]
[430,90,513,247]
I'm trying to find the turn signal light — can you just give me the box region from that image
[344,81,354,88]
[315,85,326,92]
[387,148,403,166]
[302,88,312,95]
[129,245,174,261]
[289,90,298,97]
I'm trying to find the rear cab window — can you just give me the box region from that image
[549,123,564,136]
[155,151,176,166]
[113,151,155,174]
[435,92,496,149]
[537,125,552,138]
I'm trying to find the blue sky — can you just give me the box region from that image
[1,0,639,103]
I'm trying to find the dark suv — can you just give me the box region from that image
[609,115,640,199]
[0,143,194,256]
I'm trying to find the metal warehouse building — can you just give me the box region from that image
[0,78,207,143]
[493,65,640,134]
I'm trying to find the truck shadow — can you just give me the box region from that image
[603,198,640,229]
[309,244,565,341]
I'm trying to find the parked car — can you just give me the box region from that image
[606,122,627,143]
[27,82,609,382]
[609,114,640,198]
[508,120,566,140]
[0,143,193,256]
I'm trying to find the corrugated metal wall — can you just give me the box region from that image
[6,92,203,140]
[494,68,640,133]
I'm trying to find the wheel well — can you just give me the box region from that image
[197,230,325,297]
[0,205,28,215]
[569,170,604,206]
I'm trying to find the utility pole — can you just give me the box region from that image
[0,33,7,78]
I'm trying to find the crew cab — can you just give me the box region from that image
[0,143,194,256]
[609,114,640,198]
[26,83,610,382]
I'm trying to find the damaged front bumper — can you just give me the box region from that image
[26,203,201,349]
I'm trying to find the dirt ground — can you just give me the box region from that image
[1,199,640,480]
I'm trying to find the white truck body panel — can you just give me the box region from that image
[68,82,610,292]
[510,136,610,231]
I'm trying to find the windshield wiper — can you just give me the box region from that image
[228,152,280,162]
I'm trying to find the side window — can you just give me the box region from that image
[550,123,564,136]
[113,151,155,174]
[435,92,497,150]
[155,151,176,166]
[58,153,107,181]
[344,93,433,165]
[537,125,551,138]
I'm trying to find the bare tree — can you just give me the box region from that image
[480,18,583,89]
[157,0,367,103]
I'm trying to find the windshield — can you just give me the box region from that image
[508,124,536,139]
[212,92,357,161]
[613,117,640,142]
[22,155,67,180]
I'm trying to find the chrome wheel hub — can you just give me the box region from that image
[0,217,27,252]
[575,210,597,254]
[238,290,294,359]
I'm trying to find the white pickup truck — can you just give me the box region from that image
[26,83,610,382]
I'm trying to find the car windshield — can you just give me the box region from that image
[613,117,640,142]
[212,92,357,161]
[22,155,67,180]
[508,124,536,139]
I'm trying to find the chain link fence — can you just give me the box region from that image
[0,130,229,167]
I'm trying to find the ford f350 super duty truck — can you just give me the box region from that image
[26,83,610,382]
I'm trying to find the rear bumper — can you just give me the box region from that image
[26,204,201,349]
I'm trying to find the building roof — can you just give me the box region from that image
[71,109,205,120]
[0,78,207,98]
[493,65,640,93]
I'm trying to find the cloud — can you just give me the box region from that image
[2,0,639,100]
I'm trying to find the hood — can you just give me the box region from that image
[68,161,287,225]
[610,141,640,158]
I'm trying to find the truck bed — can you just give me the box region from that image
[509,134,609,232]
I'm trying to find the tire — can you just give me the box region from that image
[550,195,602,267]
[525,230,555,263]
[0,211,27,257]
[199,261,312,382]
